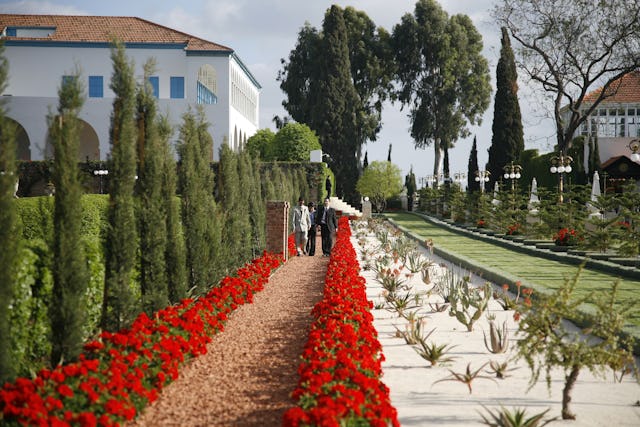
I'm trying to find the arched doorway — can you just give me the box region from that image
[5,118,30,160]
[45,119,100,161]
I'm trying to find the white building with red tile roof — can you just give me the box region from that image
[570,70,640,169]
[0,14,260,161]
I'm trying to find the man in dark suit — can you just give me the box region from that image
[316,197,338,257]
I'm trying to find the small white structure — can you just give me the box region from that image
[309,149,322,163]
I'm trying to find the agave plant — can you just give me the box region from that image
[483,320,510,354]
[427,302,449,313]
[433,362,496,393]
[478,406,556,427]
[404,248,433,274]
[386,292,421,317]
[413,340,457,366]
[486,360,519,379]
[395,316,433,345]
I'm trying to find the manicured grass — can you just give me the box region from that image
[385,212,640,339]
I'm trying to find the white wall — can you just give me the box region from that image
[1,43,261,162]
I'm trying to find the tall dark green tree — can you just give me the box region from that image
[178,108,221,294]
[48,71,90,365]
[487,27,524,190]
[136,59,168,314]
[363,151,369,169]
[467,136,480,193]
[0,43,19,382]
[278,5,392,202]
[405,166,417,211]
[392,0,491,184]
[240,151,265,258]
[158,116,187,303]
[102,42,139,331]
[219,145,251,268]
[311,6,361,201]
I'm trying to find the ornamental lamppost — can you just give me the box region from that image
[94,169,108,194]
[453,172,466,191]
[475,170,490,193]
[628,139,640,163]
[503,162,522,192]
[550,154,573,203]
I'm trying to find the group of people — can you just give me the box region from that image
[292,197,338,257]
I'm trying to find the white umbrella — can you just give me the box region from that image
[528,178,539,212]
[587,171,602,217]
[491,181,500,206]
[591,171,601,202]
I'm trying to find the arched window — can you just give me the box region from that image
[197,64,218,105]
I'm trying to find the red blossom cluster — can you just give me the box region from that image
[506,223,522,235]
[553,227,580,246]
[283,217,399,427]
[0,251,284,426]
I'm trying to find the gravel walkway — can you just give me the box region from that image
[128,240,327,427]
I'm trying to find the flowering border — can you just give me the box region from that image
[1,249,286,426]
[283,217,399,427]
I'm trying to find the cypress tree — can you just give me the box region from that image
[158,116,187,303]
[311,5,361,202]
[48,71,90,365]
[363,151,368,169]
[136,59,168,314]
[241,151,265,258]
[102,42,139,331]
[487,27,524,190]
[178,109,221,294]
[219,145,249,269]
[0,44,19,382]
[467,136,480,193]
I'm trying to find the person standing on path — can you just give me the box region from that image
[306,202,317,256]
[316,197,337,257]
[292,196,311,256]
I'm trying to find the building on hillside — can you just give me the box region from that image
[0,14,260,162]
[567,70,640,185]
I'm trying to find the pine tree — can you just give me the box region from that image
[48,71,90,364]
[0,44,19,382]
[487,27,524,190]
[178,108,221,294]
[467,136,480,193]
[136,59,168,314]
[158,116,187,303]
[102,42,139,331]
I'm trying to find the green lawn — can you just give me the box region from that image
[385,212,640,339]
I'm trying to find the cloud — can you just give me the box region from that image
[0,0,85,15]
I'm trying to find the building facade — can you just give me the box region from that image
[0,14,260,162]
[570,71,640,170]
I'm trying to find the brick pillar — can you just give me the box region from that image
[266,201,290,260]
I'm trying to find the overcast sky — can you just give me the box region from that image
[0,0,557,184]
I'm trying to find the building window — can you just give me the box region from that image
[148,76,159,98]
[170,76,184,99]
[196,65,218,105]
[88,76,103,98]
[5,27,16,37]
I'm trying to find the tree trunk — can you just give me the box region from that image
[433,142,443,185]
[562,365,580,420]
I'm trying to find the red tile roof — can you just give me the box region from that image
[584,70,640,104]
[0,14,233,53]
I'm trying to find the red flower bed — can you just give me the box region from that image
[1,251,284,426]
[283,217,399,427]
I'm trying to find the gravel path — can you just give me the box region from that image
[128,240,327,427]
